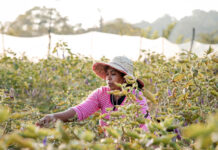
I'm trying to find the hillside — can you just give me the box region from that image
[134,15,177,35]
[170,10,218,42]
[134,10,218,43]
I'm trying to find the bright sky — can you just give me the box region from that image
[0,0,217,28]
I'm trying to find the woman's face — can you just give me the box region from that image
[106,67,125,90]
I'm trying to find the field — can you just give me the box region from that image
[0,45,218,150]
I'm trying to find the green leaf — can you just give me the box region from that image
[0,106,10,122]
[80,130,95,142]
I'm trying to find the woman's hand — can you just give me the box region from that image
[36,109,77,127]
[36,114,57,128]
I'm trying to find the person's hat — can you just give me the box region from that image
[92,56,144,88]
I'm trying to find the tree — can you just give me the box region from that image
[176,35,184,44]
[74,23,86,34]
[198,31,218,44]
[141,26,152,38]
[151,30,159,39]
[101,18,146,36]
[7,6,75,37]
[162,22,177,39]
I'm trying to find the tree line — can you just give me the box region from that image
[0,7,218,44]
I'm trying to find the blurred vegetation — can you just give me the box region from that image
[1,7,218,44]
[6,7,75,36]
[176,35,184,44]
[198,31,218,44]
[101,18,146,36]
[0,42,217,149]
[162,22,177,39]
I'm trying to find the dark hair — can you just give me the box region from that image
[104,66,143,90]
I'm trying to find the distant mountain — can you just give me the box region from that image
[152,15,177,33]
[134,10,218,43]
[170,10,218,42]
[134,14,177,35]
[134,20,150,29]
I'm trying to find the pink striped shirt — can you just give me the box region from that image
[71,86,150,131]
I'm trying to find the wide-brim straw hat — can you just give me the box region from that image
[93,56,144,88]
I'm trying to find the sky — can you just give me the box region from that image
[0,0,218,28]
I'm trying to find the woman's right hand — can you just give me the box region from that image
[36,114,57,128]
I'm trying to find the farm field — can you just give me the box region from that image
[0,46,218,150]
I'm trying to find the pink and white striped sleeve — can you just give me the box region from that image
[71,88,101,121]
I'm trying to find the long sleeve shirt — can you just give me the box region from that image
[70,86,150,131]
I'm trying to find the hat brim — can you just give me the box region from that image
[93,62,144,88]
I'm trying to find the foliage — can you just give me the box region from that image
[162,22,177,39]
[198,30,218,44]
[0,44,217,149]
[100,18,150,38]
[151,30,159,39]
[182,112,218,149]
[6,6,74,36]
[176,35,184,44]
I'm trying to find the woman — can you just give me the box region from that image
[36,56,150,130]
